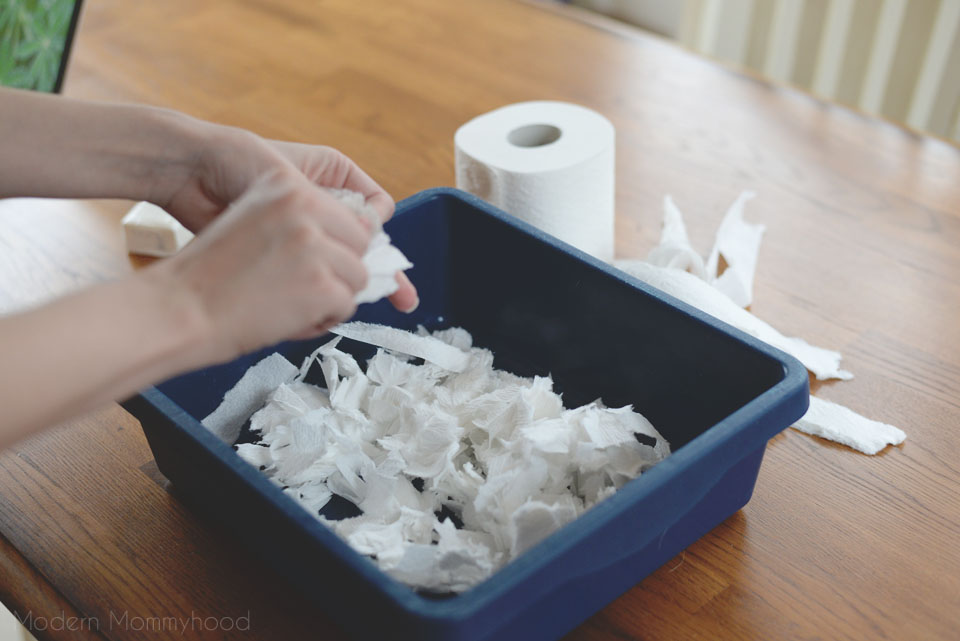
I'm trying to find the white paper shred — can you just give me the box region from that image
[648,193,764,308]
[621,192,906,455]
[331,321,472,373]
[229,324,670,593]
[326,189,413,305]
[704,191,765,308]
[646,196,707,279]
[201,353,299,444]
[793,396,905,455]
[614,260,852,381]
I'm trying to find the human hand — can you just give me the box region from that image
[154,169,375,363]
[156,123,417,312]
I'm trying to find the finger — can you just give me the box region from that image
[364,191,395,223]
[308,275,357,329]
[389,271,419,313]
[309,191,371,256]
[326,278,359,325]
[290,319,339,342]
[320,237,369,294]
[313,147,395,222]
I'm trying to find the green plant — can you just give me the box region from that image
[0,0,75,91]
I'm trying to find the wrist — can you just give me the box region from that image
[130,259,218,376]
[132,107,209,206]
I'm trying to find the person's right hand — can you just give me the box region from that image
[151,168,372,365]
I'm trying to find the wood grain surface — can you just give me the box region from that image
[1,0,958,639]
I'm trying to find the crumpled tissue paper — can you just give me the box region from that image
[206,323,670,593]
[326,189,413,305]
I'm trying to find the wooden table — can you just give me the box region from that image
[1,0,958,639]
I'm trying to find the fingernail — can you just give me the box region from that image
[403,296,420,314]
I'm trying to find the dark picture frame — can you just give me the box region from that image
[53,0,83,93]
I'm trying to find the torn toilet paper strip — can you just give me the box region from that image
[647,193,764,309]
[624,191,905,455]
[704,191,765,308]
[793,395,906,455]
[646,195,707,279]
[330,321,472,372]
[613,260,853,381]
[201,352,299,444]
[647,192,764,308]
[326,189,413,305]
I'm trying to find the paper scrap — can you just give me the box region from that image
[646,196,708,279]
[121,201,195,257]
[614,260,852,381]
[793,396,906,455]
[326,189,413,305]
[647,193,763,308]
[201,353,298,444]
[230,324,670,592]
[330,321,472,373]
[623,191,907,454]
[704,191,764,308]
[356,233,413,304]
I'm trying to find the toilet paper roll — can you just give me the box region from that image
[455,101,615,260]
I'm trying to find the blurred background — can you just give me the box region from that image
[573,0,960,143]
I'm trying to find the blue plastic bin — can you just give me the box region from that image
[122,187,809,641]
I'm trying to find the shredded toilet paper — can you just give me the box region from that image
[703,191,765,308]
[202,353,299,444]
[221,324,669,593]
[646,193,764,308]
[646,195,708,279]
[330,322,472,372]
[793,396,906,455]
[638,195,851,378]
[615,260,852,381]
[620,193,905,455]
[325,189,413,305]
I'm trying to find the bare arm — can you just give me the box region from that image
[0,87,417,305]
[0,87,197,202]
[0,90,418,447]
[0,170,373,448]
[0,265,206,446]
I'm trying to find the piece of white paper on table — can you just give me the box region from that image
[704,191,765,308]
[614,259,852,381]
[648,193,764,308]
[793,396,906,455]
[121,201,195,257]
[621,191,909,455]
[646,196,707,278]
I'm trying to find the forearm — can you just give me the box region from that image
[0,263,211,447]
[0,88,202,202]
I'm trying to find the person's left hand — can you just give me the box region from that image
[156,124,418,313]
